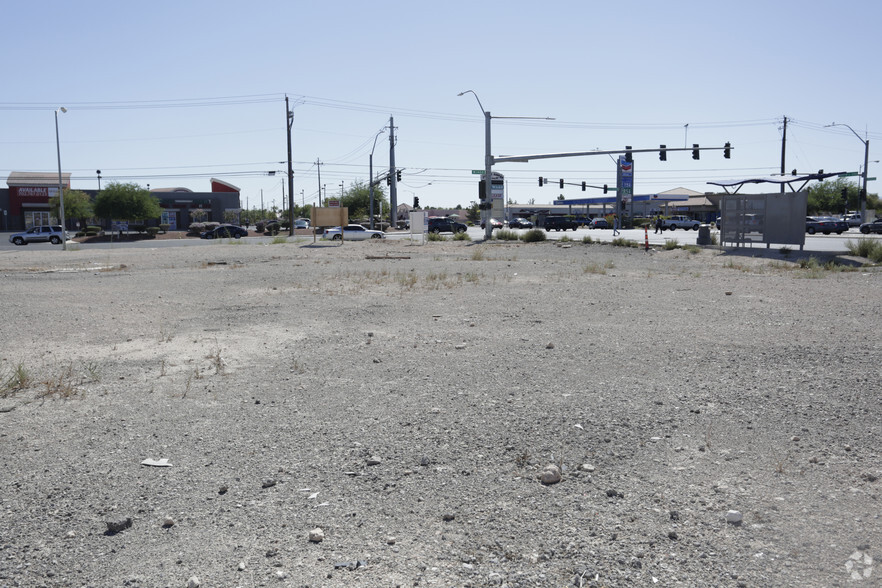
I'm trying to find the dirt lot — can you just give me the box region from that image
[0,239,879,587]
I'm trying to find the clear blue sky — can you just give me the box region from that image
[3,0,880,211]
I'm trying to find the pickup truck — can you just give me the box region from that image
[660,216,700,231]
[543,216,579,231]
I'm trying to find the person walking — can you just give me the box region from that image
[612,214,620,236]
[655,215,662,234]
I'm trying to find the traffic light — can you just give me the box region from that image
[396,169,402,182]
[478,180,486,200]
[723,142,731,159]
[692,144,700,160]
[559,179,564,189]
[659,144,666,161]
[625,146,633,163]
[414,196,419,208]
[386,175,391,186]
[581,181,586,191]
[841,188,848,202]
[603,184,608,194]
[539,177,544,187]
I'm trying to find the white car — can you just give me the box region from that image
[294,219,310,229]
[323,224,385,240]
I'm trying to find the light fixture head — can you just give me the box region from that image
[59,107,67,113]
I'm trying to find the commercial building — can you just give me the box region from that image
[1,173,241,231]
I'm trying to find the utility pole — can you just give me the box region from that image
[316,159,322,207]
[780,116,788,193]
[286,96,295,236]
[389,116,397,229]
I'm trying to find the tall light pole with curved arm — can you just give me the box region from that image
[368,126,387,229]
[54,107,68,251]
[458,90,493,239]
[827,122,870,221]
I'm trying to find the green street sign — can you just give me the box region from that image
[867,177,876,182]
[839,172,859,177]
[472,170,485,174]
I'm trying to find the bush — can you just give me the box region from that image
[427,232,446,241]
[846,238,882,262]
[452,231,472,241]
[146,227,160,237]
[520,229,547,242]
[493,229,519,241]
[159,224,170,234]
[255,222,265,233]
[86,225,102,234]
[189,222,207,234]
[129,224,147,234]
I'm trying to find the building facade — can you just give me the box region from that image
[2,173,241,231]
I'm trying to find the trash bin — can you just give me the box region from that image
[697,224,711,245]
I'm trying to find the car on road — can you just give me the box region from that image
[859,219,882,234]
[323,224,385,240]
[294,219,310,229]
[806,216,847,235]
[427,217,468,234]
[201,225,249,239]
[660,216,700,231]
[9,225,69,246]
[508,217,533,229]
[843,214,862,227]
[588,218,610,229]
[543,216,579,231]
[480,218,504,230]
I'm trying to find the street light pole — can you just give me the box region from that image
[828,122,871,221]
[368,127,386,230]
[286,97,295,236]
[54,107,68,251]
[458,91,553,240]
[458,90,493,240]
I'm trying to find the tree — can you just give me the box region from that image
[341,180,388,219]
[465,202,480,223]
[93,182,161,222]
[49,188,93,228]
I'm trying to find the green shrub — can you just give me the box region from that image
[255,222,265,233]
[559,235,573,242]
[494,229,519,241]
[581,235,593,244]
[664,239,680,250]
[452,231,472,241]
[86,225,102,233]
[146,227,160,237]
[86,231,97,237]
[159,223,170,234]
[520,229,547,242]
[427,232,447,241]
[846,238,882,263]
[189,222,207,234]
[129,224,147,233]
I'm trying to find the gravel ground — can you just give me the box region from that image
[0,238,880,588]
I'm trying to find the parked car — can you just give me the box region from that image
[294,219,310,229]
[508,217,533,229]
[323,224,385,240]
[543,216,579,231]
[859,219,882,234]
[589,218,610,229]
[480,218,504,230]
[805,216,847,235]
[201,225,248,239]
[427,217,468,233]
[8,225,68,246]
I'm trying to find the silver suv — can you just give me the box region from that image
[9,225,69,246]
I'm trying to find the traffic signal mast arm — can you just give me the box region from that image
[494,144,732,164]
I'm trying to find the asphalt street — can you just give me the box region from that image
[0,227,877,253]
